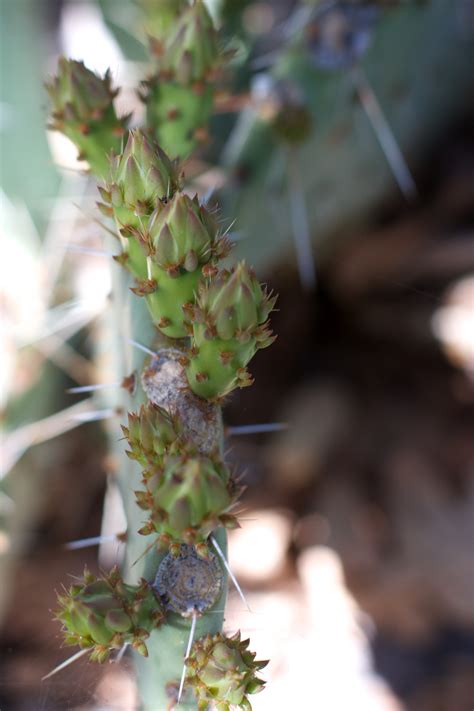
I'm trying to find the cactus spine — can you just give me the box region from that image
[47,4,271,709]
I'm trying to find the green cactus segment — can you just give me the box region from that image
[133,192,229,338]
[46,58,127,178]
[185,263,276,400]
[186,632,268,711]
[141,0,221,157]
[144,81,215,159]
[98,130,181,279]
[55,567,165,662]
[121,403,181,475]
[136,454,239,554]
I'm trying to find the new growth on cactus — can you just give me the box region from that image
[184,263,276,400]
[136,453,239,554]
[46,58,128,178]
[141,0,224,157]
[56,566,165,662]
[46,3,272,708]
[186,632,268,711]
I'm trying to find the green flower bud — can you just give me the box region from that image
[138,193,226,339]
[99,130,181,279]
[186,632,267,710]
[185,263,277,400]
[121,403,180,475]
[106,130,180,222]
[55,567,164,662]
[149,193,216,271]
[136,454,238,549]
[46,58,127,178]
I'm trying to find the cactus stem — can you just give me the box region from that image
[66,381,121,394]
[210,534,251,613]
[177,609,198,705]
[226,422,289,436]
[128,339,158,357]
[351,66,417,201]
[42,647,89,681]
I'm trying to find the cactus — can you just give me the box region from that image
[140,0,224,158]
[98,129,182,279]
[56,566,165,662]
[45,3,271,709]
[184,263,276,400]
[132,190,230,338]
[45,58,128,178]
[186,632,268,711]
[135,453,239,554]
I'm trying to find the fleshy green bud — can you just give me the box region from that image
[149,193,216,271]
[100,130,181,279]
[185,263,277,400]
[55,567,164,662]
[136,193,227,339]
[186,632,268,710]
[46,58,127,178]
[121,403,180,475]
[136,454,238,549]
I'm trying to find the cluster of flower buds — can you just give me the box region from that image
[45,58,128,178]
[185,632,268,711]
[98,130,231,338]
[56,567,164,662]
[140,0,223,157]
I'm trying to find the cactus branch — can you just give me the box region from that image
[45,3,272,708]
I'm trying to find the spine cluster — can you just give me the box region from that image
[47,2,272,708]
